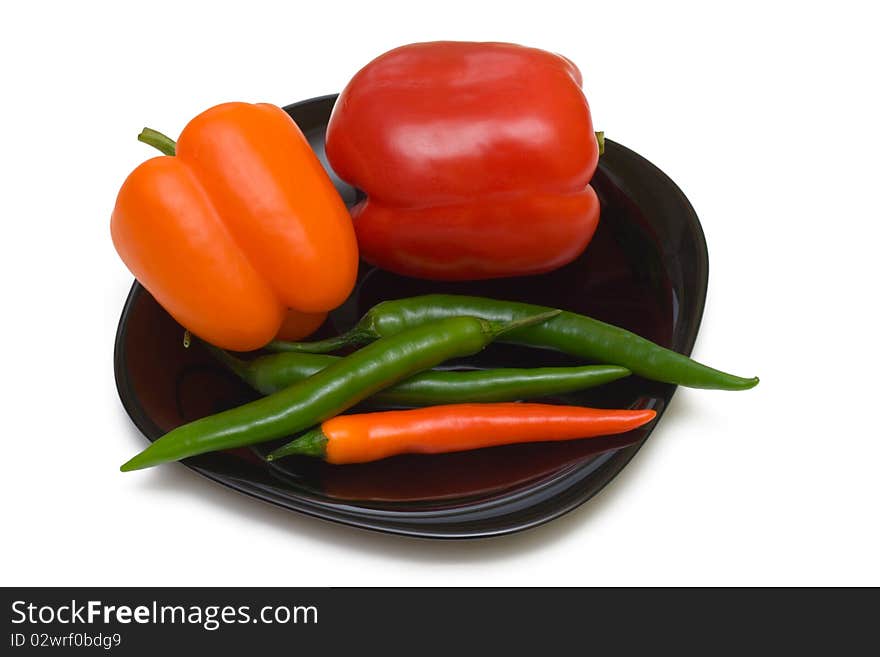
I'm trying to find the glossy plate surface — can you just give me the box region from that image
[114,95,708,538]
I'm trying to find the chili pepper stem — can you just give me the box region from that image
[138,127,177,155]
[488,310,561,337]
[201,342,253,384]
[266,429,327,461]
[266,329,372,354]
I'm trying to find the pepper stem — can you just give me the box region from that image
[266,428,328,461]
[201,342,254,384]
[267,328,373,354]
[596,131,605,156]
[488,310,561,337]
[138,127,177,155]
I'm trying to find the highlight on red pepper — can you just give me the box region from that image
[111,102,359,352]
[266,403,657,464]
[325,41,602,281]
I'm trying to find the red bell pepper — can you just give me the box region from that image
[326,41,601,281]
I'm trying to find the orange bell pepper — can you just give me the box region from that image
[275,308,328,342]
[111,102,358,351]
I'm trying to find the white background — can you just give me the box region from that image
[2,0,878,586]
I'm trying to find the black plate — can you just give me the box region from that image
[114,94,707,539]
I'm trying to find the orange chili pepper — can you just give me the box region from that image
[111,102,359,351]
[267,403,657,464]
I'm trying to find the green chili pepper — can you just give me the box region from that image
[120,312,558,471]
[268,294,758,391]
[207,346,631,404]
